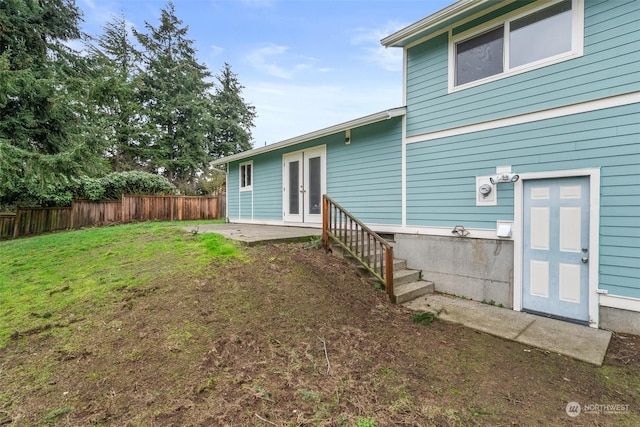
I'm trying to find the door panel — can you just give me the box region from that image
[304,150,324,223]
[522,177,590,323]
[283,148,325,223]
[283,153,303,222]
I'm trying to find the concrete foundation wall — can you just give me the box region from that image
[393,234,514,308]
[599,307,640,336]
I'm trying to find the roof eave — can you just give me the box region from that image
[381,0,488,48]
[212,107,406,166]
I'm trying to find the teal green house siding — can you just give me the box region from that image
[328,119,403,225]
[226,117,403,225]
[406,103,640,298]
[405,0,640,137]
[239,192,252,220]
[252,151,283,221]
[226,166,239,219]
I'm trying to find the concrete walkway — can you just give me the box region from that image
[188,223,321,245]
[404,293,612,365]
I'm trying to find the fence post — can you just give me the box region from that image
[121,196,125,224]
[12,208,20,238]
[70,201,75,229]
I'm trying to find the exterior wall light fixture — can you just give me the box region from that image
[489,173,519,184]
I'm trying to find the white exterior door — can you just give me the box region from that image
[283,146,326,224]
[522,176,590,324]
[283,152,303,222]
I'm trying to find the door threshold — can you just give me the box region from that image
[522,309,589,326]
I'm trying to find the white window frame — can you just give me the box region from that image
[239,161,253,192]
[448,0,584,93]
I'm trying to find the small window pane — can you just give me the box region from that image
[245,164,252,187]
[510,0,572,68]
[288,161,299,215]
[240,163,252,188]
[456,26,504,86]
[308,157,321,215]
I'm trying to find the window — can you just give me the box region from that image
[456,26,504,86]
[240,161,252,191]
[452,0,581,89]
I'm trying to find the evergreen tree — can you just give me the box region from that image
[0,0,106,208]
[88,14,147,172]
[134,2,214,192]
[208,62,256,158]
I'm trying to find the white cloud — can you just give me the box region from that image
[210,44,224,56]
[350,21,407,72]
[245,44,316,79]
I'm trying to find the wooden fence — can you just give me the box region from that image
[70,200,122,229]
[122,195,224,222]
[13,207,72,238]
[0,194,225,240]
[0,214,17,239]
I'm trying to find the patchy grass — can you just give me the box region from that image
[0,220,234,347]
[0,226,639,426]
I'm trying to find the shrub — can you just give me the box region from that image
[72,171,177,201]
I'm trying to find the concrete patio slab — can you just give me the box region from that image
[405,293,611,366]
[516,316,612,366]
[186,223,321,245]
[405,294,535,340]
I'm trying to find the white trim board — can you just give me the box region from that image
[406,92,640,144]
[227,219,322,229]
[447,0,584,93]
[401,116,408,227]
[512,168,601,328]
[360,224,508,240]
[600,294,640,313]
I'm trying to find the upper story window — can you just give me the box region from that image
[451,0,583,90]
[240,161,253,191]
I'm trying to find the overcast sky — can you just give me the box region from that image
[77,0,451,147]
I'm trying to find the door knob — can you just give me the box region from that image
[581,257,589,263]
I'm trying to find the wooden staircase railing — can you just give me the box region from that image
[322,195,394,300]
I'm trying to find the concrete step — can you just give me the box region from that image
[393,269,421,286]
[361,264,419,284]
[394,281,435,304]
[330,238,433,305]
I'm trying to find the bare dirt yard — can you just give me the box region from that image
[1,242,639,426]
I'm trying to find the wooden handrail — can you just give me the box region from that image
[322,195,394,301]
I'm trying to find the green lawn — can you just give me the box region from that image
[0,221,236,347]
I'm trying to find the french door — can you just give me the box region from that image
[283,147,325,223]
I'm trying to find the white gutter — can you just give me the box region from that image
[212,107,406,166]
[381,0,487,47]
